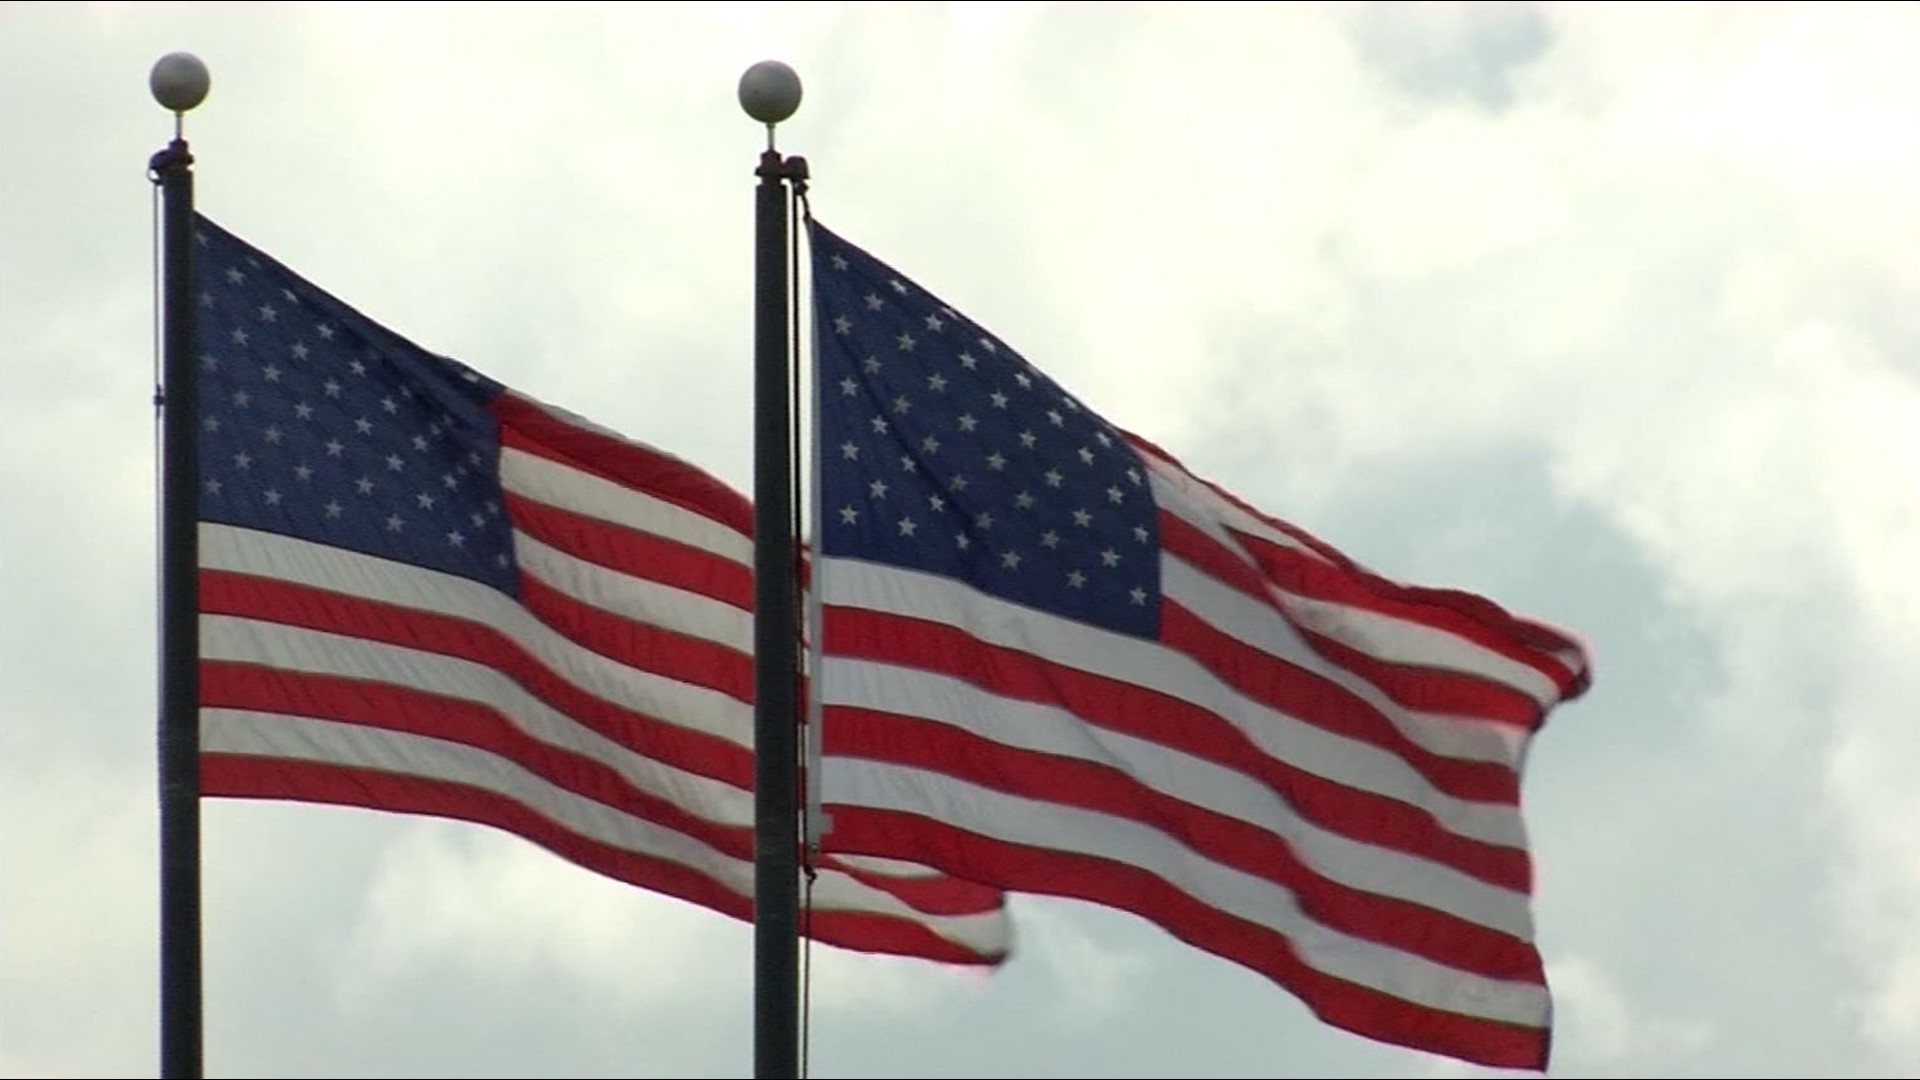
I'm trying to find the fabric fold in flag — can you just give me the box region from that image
[190,214,1009,967]
[806,218,1592,1070]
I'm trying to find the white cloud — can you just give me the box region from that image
[332,821,970,1021]
[1545,954,1714,1067]
[1008,897,1152,1020]
[332,821,746,1013]
[0,764,156,1076]
[1824,634,1920,1060]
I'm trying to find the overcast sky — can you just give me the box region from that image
[4,3,1918,1077]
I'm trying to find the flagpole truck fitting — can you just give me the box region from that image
[739,60,802,145]
[150,51,210,134]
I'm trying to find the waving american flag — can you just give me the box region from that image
[807,219,1592,1070]
[189,214,1008,966]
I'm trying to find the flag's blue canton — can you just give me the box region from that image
[192,216,521,595]
[810,223,1160,639]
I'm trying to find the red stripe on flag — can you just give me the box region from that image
[203,754,998,966]
[823,605,1531,890]
[516,573,753,703]
[494,394,755,538]
[1293,627,1544,731]
[826,703,1543,980]
[822,803,1549,1071]
[815,858,1010,920]
[202,661,757,856]
[1158,511,1547,732]
[1137,433,1588,694]
[200,568,754,789]
[1227,528,1582,705]
[1158,602,1522,805]
[505,492,755,612]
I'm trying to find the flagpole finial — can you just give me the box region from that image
[739,60,802,132]
[150,52,210,115]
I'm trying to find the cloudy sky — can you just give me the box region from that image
[5,2,1918,1077]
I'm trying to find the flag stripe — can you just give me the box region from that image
[190,214,1012,974]
[498,442,754,567]
[202,714,1005,962]
[820,651,1532,935]
[817,855,1011,918]
[1290,627,1548,731]
[807,221,1588,1069]
[1157,513,1540,757]
[825,702,1539,976]
[201,622,998,923]
[820,561,1528,852]
[822,605,1531,891]
[1158,600,1520,805]
[204,757,1001,966]
[201,591,752,785]
[824,802,1546,1068]
[1137,438,1586,689]
[1161,514,1548,740]
[508,496,757,622]
[202,526,755,750]
[201,622,738,815]
[516,573,754,704]
[1230,533,1577,703]
[201,568,754,787]
[202,527,1013,946]
[820,759,1549,1026]
[495,394,757,539]
[204,662,763,855]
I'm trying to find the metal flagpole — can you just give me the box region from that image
[148,50,211,1080]
[740,60,806,1080]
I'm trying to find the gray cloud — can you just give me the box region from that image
[1348,1,1554,112]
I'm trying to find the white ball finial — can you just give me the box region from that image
[150,52,210,113]
[738,60,802,125]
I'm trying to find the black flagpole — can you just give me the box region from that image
[149,52,210,1080]
[741,62,805,1079]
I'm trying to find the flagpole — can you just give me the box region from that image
[148,51,211,1080]
[741,61,805,1080]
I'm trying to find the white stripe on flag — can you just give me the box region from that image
[820,754,1549,1027]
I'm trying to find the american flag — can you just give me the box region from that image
[189,214,1008,965]
[807,220,1593,1070]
